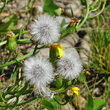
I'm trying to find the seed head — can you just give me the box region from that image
[23,56,54,96]
[30,14,61,45]
[56,48,83,79]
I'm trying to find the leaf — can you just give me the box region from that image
[85,106,93,110]
[70,6,74,17]
[93,99,106,110]
[61,19,66,28]
[88,94,93,108]
[55,77,63,87]
[43,0,58,16]
[49,95,61,108]
[85,94,93,109]
[42,99,55,110]
[77,73,86,83]
[15,83,28,96]
[67,25,75,34]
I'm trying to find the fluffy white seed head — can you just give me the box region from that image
[30,14,61,45]
[56,48,83,80]
[23,55,54,96]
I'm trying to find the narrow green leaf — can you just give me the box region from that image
[15,83,28,96]
[61,19,66,27]
[70,6,74,17]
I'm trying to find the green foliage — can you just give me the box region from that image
[0,14,18,31]
[78,73,86,83]
[85,94,106,110]
[61,19,66,28]
[50,95,61,108]
[87,94,94,109]
[42,99,55,110]
[85,5,110,74]
[54,8,62,16]
[55,77,63,87]
[43,0,58,16]
[104,79,110,102]
[42,96,62,109]
[0,0,108,109]
[70,6,74,17]
[7,37,17,52]
[0,0,10,13]
[81,0,86,6]
[88,30,110,74]
[60,25,76,39]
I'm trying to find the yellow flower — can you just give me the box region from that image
[69,18,79,26]
[71,87,80,97]
[57,47,63,58]
[83,69,91,75]
[49,43,64,59]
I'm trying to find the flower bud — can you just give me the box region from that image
[49,43,63,66]
[7,30,17,51]
[49,43,63,59]
[54,7,64,16]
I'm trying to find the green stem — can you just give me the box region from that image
[0,41,7,46]
[33,43,38,55]
[87,0,106,19]
[15,30,30,37]
[0,38,31,47]
[0,30,30,47]
[0,0,10,13]
[84,81,91,94]
[77,27,110,31]
[17,39,32,44]
[76,0,89,31]
[5,51,13,62]
[26,0,36,27]
[0,45,44,68]
[0,50,38,68]
[90,0,99,9]
[2,51,13,73]
[0,97,37,108]
[90,0,101,12]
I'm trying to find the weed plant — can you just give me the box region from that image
[0,0,109,110]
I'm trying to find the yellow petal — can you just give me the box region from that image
[57,48,64,58]
[73,91,78,97]
[57,43,63,49]
[86,71,91,75]
[72,87,80,97]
